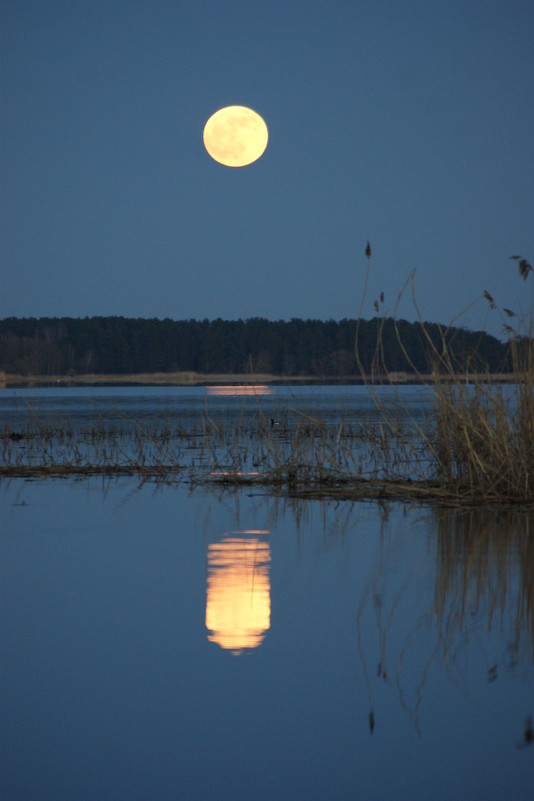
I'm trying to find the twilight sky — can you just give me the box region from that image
[2,0,533,338]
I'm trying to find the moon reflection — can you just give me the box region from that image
[206,385,272,396]
[206,531,271,655]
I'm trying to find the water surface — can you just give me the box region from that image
[2,477,532,801]
[1,384,435,480]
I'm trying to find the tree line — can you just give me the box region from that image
[0,316,512,378]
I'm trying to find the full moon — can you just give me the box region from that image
[203,105,268,167]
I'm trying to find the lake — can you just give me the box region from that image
[1,383,435,481]
[1,382,434,432]
[1,387,533,800]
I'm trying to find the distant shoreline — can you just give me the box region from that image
[0,370,520,388]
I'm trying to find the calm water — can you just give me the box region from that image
[1,384,434,479]
[1,387,533,800]
[1,383,433,431]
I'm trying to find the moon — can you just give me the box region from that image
[203,106,268,167]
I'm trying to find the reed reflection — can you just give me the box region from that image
[433,508,534,670]
[206,530,271,655]
[357,507,534,736]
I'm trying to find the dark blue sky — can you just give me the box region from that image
[2,0,533,338]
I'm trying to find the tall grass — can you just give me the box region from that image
[0,399,430,497]
[430,345,533,501]
[355,254,534,504]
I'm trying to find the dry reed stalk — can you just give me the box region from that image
[354,253,533,504]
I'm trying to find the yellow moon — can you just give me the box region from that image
[203,106,268,167]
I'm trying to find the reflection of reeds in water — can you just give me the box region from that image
[357,507,534,736]
[434,508,534,671]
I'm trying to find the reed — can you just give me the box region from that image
[0,402,421,495]
[1,383,532,505]
[355,254,533,504]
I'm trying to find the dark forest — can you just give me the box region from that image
[0,316,512,378]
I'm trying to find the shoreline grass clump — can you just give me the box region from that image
[354,254,533,505]
[430,359,533,501]
[429,299,532,502]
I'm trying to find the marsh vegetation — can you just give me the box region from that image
[1,256,532,506]
[350,254,533,504]
[1,375,532,506]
